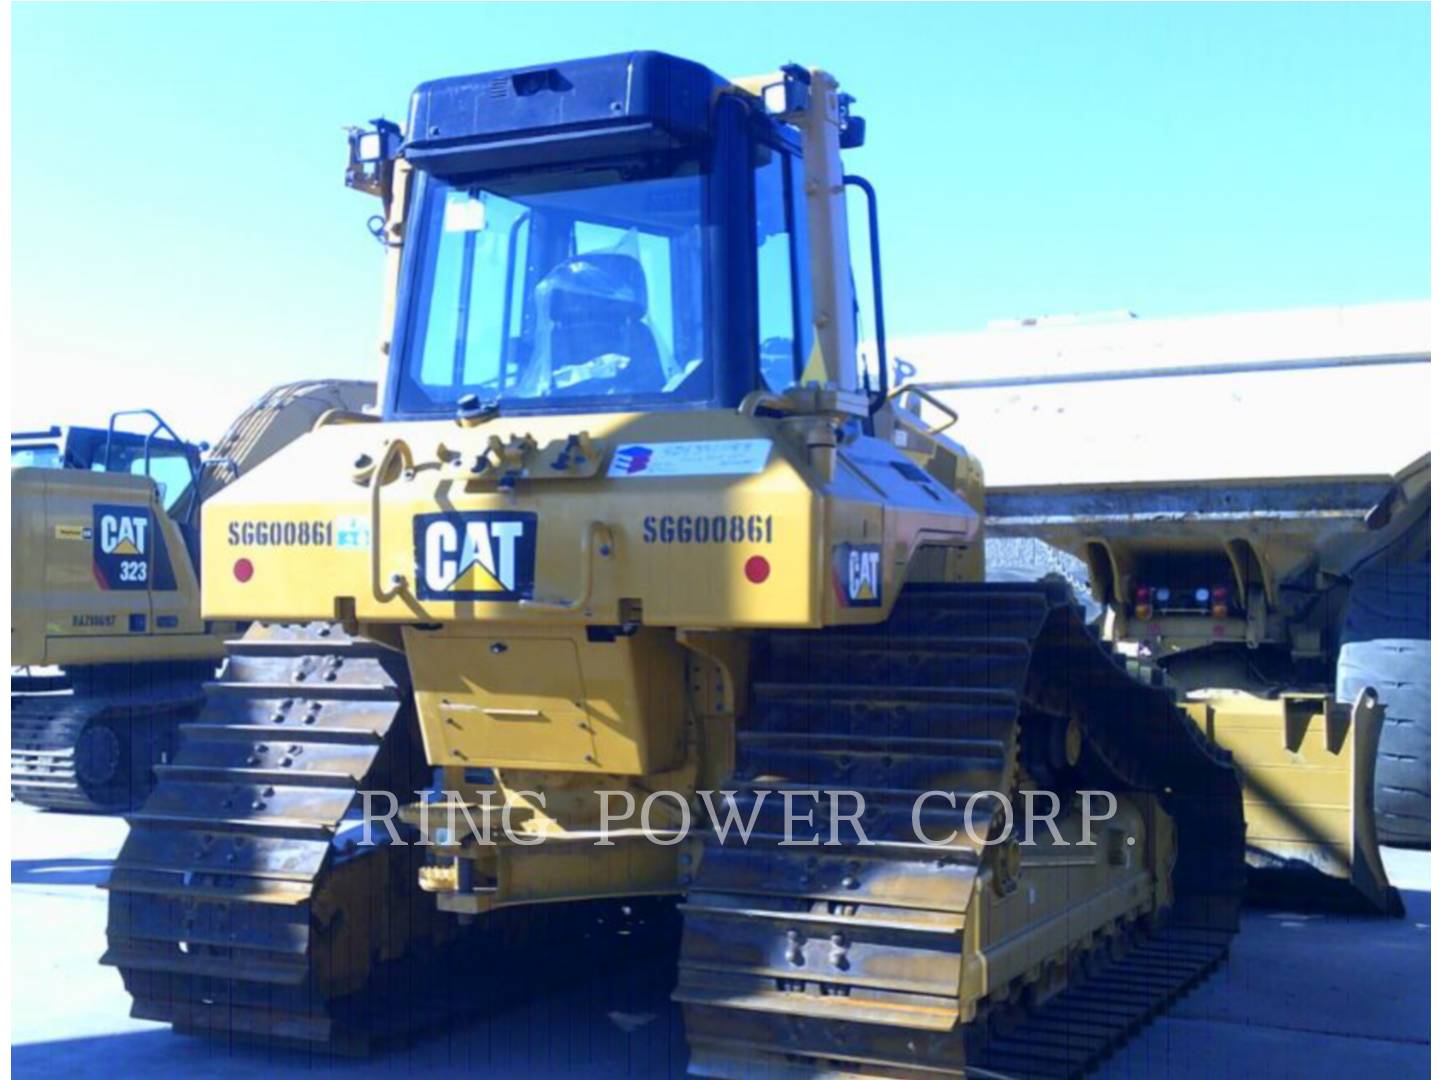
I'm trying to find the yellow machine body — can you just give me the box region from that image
[106,53,1244,1075]
[13,380,378,672]
[199,391,1184,1018]
[202,411,978,631]
[10,380,374,811]
[1186,690,1395,911]
[12,467,226,668]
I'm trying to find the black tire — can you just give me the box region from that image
[985,537,1101,624]
[1337,562,1431,848]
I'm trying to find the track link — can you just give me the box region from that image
[677,582,1245,1077]
[102,623,443,1046]
[103,622,669,1050]
[12,682,202,812]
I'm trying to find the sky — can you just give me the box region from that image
[11,2,1432,442]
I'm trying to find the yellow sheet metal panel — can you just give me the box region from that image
[11,468,50,664]
[202,410,979,630]
[404,624,685,775]
[202,412,814,627]
[408,633,593,770]
[12,467,224,667]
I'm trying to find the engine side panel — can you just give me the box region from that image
[12,468,224,667]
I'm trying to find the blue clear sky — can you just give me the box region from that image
[12,2,1430,440]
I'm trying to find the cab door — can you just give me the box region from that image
[135,440,206,638]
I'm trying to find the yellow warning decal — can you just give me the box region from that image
[55,524,90,541]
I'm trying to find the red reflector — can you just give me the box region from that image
[234,558,254,583]
[744,555,771,584]
[1212,584,1229,618]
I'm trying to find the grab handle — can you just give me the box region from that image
[370,439,414,601]
[888,384,958,436]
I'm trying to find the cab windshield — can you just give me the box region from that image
[395,154,711,416]
[87,435,197,513]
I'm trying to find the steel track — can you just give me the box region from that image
[12,681,202,813]
[676,582,1245,1078]
[103,622,670,1050]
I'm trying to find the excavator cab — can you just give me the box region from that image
[13,411,204,554]
[12,414,201,500]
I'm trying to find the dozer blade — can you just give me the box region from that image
[1187,688,1402,916]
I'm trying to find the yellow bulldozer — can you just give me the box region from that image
[101,53,1246,1076]
[11,381,374,811]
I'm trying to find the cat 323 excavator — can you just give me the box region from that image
[12,382,373,811]
[103,54,1245,1077]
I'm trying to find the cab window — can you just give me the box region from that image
[400,156,711,414]
[11,444,61,469]
[755,145,812,394]
[89,435,196,514]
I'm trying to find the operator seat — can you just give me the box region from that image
[526,252,666,395]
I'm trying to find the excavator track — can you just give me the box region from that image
[677,582,1245,1078]
[103,622,665,1051]
[11,681,202,813]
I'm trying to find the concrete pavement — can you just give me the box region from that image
[10,804,1431,1077]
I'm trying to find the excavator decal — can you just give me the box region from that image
[92,504,151,590]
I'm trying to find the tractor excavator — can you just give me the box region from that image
[11,381,374,811]
[102,53,1244,1076]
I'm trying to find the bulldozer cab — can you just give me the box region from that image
[205,52,983,630]
[371,54,878,425]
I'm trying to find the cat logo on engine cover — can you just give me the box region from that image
[834,543,883,608]
[414,511,537,601]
